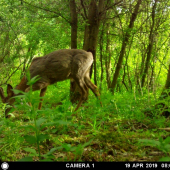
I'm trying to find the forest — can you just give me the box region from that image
[0,0,170,162]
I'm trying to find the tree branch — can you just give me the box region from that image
[80,0,87,19]
[23,0,71,23]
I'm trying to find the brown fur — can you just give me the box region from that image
[0,49,102,118]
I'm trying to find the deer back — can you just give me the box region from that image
[29,49,93,85]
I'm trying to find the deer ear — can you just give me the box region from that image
[0,87,5,102]
[7,84,14,97]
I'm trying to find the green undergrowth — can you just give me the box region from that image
[0,77,170,161]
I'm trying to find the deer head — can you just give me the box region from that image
[0,84,16,117]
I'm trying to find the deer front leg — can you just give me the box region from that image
[38,87,47,109]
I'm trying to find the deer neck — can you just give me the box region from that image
[15,76,29,92]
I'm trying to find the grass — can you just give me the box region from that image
[0,73,170,161]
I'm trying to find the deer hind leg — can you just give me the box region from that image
[74,78,88,111]
[84,75,102,107]
[38,87,47,109]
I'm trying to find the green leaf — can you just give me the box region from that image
[42,120,70,127]
[24,135,36,144]
[18,136,24,143]
[62,143,72,151]
[45,148,57,156]
[70,146,77,152]
[17,157,33,161]
[55,120,70,125]
[42,122,57,127]
[27,75,41,86]
[18,125,36,131]
[12,89,25,95]
[42,154,55,160]
[37,134,49,142]
[159,157,170,161]
[163,137,170,144]
[82,139,93,148]
[138,139,160,147]
[164,144,170,151]
[23,148,37,154]
[36,118,46,129]
[55,146,63,150]
[23,148,39,157]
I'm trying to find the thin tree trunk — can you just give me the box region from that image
[70,0,77,49]
[149,64,154,91]
[141,0,157,88]
[154,65,170,117]
[99,22,104,89]
[122,35,134,91]
[110,0,142,94]
[162,65,170,93]
[69,0,80,104]
[122,65,128,91]
[105,17,112,88]
[1,32,10,63]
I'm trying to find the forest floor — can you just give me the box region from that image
[0,82,170,162]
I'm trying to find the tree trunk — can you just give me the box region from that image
[141,0,157,88]
[83,0,104,85]
[105,21,112,89]
[153,65,170,117]
[70,0,77,49]
[1,32,10,63]
[70,0,105,104]
[110,0,142,94]
[69,0,80,104]
[99,22,105,89]
[149,64,154,91]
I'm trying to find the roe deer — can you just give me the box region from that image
[0,49,101,118]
